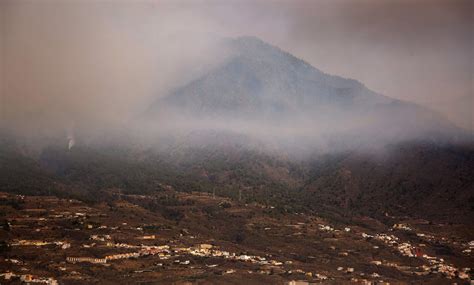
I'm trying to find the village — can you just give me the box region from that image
[0,192,472,284]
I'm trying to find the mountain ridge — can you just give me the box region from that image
[144,36,460,145]
[152,36,395,118]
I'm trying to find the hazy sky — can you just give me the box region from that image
[1,0,472,133]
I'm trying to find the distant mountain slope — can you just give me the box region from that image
[0,137,56,196]
[150,37,392,117]
[146,36,457,141]
[1,128,473,224]
[302,142,474,224]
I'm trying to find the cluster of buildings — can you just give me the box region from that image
[392,223,413,231]
[317,224,335,232]
[89,234,111,242]
[0,272,58,285]
[462,240,474,255]
[361,232,472,280]
[66,242,285,267]
[317,223,351,233]
[175,243,284,266]
[66,257,107,264]
[65,241,337,280]
[66,241,336,282]
[362,232,421,258]
[67,244,171,264]
[420,254,470,280]
[11,239,71,249]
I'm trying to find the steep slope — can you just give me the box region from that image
[301,142,474,224]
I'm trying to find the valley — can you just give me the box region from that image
[0,191,472,284]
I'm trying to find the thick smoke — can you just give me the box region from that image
[0,0,472,152]
[0,1,229,136]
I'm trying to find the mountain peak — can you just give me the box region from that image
[231,36,274,50]
[226,36,367,90]
[227,36,306,68]
[233,35,267,44]
[146,36,395,119]
[145,36,457,140]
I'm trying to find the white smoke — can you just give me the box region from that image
[67,126,75,150]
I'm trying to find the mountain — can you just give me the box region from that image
[1,36,472,226]
[146,36,457,142]
[156,36,391,116]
